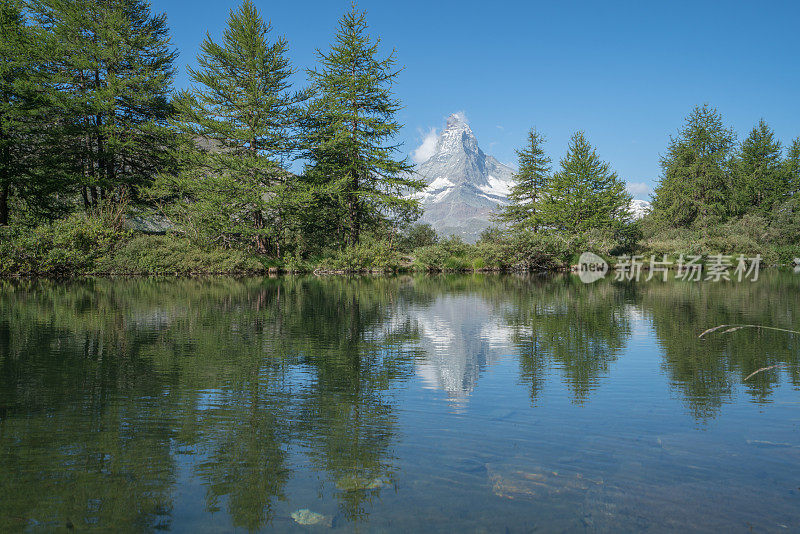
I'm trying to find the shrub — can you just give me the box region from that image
[0,214,128,276]
[102,234,264,274]
[315,240,401,272]
[399,223,438,251]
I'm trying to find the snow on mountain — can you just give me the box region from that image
[410,113,651,240]
[629,199,651,220]
[411,113,515,241]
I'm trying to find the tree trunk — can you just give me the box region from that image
[348,171,359,246]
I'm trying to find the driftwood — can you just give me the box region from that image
[697,324,798,381]
[698,324,800,339]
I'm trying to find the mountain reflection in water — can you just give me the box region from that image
[1,273,798,532]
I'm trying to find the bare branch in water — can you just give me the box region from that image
[698,324,800,339]
[745,364,787,381]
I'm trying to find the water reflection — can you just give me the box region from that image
[0,273,798,531]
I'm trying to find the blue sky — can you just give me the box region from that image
[153,0,800,199]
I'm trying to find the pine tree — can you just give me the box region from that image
[498,128,551,233]
[651,104,736,229]
[161,0,304,254]
[732,119,787,217]
[538,131,630,233]
[32,0,177,209]
[302,4,424,247]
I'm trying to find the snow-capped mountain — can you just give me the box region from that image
[411,113,515,241]
[629,199,651,220]
[410,113,651,239]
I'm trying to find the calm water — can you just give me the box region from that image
[1,273,799,532]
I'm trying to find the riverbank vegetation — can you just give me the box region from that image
[1,0,798,276]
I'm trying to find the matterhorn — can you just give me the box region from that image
[411,113,650,241]
[411,113,515,241]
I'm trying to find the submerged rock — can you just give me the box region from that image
[335,475,390,492]
[486,462,602,500]
[291,509,332,527]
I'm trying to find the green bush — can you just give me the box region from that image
[102,234,264,274]
[0,214,128,276]
[315,240,401,272]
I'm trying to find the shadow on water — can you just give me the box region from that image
[0,272,798,531]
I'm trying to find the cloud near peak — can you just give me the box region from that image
[411,127,438,164]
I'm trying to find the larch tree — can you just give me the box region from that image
[784,137,800,197]
[497,128,551,233]
[651,104,736,229]
[31,0,177,209]
[0,0,69,224]
[302,4,424,247]
[539,131,630,233]
[162,0,305,254]
[732,119,787,217]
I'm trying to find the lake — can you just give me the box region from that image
[1,273,799,532]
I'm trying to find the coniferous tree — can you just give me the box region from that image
[0,0,30,225]
[302,4,424,247]
[538,131,630,233]
[0,0,67,224]
[651,104,736,229]
[773,137,800,244]
[785,137,800,196]
[31,0,177,209]
[160,0,304,254]
[732,119,787,217]
[498,128,551,233]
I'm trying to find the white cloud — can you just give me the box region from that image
[411,127,439,164]
[626,181,652,198]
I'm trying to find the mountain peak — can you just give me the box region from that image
[411,112,515,242]
[446,112,469,130]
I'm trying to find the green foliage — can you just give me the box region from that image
[652,104,736,228]
[302,4,424,247]
[0,0,70,224]
[316,240,402,272]
[0,213,128,275]
[412,235,477,271]
[640,213,781,264]
[32,0,178,206]
[731,119,788,217]
[538,131,631,233]
[784,137,800,195]
[156,0,304,255]
[102,235,264,274]
[497,128,551,232]
[398,223,438,251]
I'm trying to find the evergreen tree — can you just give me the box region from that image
[160,0,304,254]
[651,104,736,229]
[0,0,66,224]
[785,137,800,196]
[498,128,551,232]
[0,0,30,225]
[302,4,424,247]
[732,119,787,217]
[32,0,177,209]
[538,131,630,233]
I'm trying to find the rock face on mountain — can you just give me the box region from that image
[411,114,515,242]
